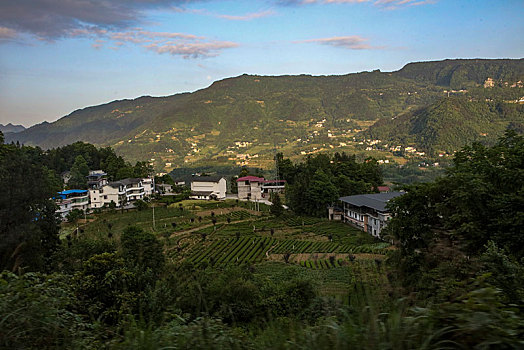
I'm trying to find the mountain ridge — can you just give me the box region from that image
[5,58,524,170]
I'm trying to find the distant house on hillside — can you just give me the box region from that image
[120,178,145,201]
[237,176,265,200]
[262,179,286,197]
[237,176,287,200]
[141,177,155,197]
[156,183,173,195]
[57,190,89,213]
[329,192,404,238]
[377,186,391,193]
[190,176,226,200]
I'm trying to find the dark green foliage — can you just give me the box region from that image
[0,272,87,349]
[0,142,61,272]
[365,96,524,155]
[73,252,140,325]
[386,131,524,302]
[120,226,164,275]
[9,59,523,166]
[133,199,149,211]
[282,152,382,216]
[68,155,89,189]
[54,237,116,273]
[66,208,84,223]
[270,193,284,217]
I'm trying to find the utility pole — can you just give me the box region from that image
[152,205,156,231]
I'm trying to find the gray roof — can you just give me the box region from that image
[108,181,124,188]
[339,192,404,212]
[191,176,224,183]
[120,178,142,186]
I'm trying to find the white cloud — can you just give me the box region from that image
[295,35,383,50]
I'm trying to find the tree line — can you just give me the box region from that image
[1,130,523,348]
[277,152,383,217]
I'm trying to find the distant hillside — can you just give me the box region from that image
[363,97,524,154]
[396,58,524,89]
[0,123,26,134]
[6,58,524,170]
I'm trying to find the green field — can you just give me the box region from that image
[67,200,391,300]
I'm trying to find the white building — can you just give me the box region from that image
[141,177,155,197]
[55,198,72,220]
[237,176,264,200]
[190,176,227,200]
[89,182,126,208]
[57,190,89,212]
[334,192,404,238]
[121,178,145,201]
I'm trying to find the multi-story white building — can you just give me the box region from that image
[141,177,155,197]
[334,192,404,238]
[121,178,145,201]
[190,176,227,200]
[57,190,89,212]
[55,198,72,219]
[237,176,264,200]
[89,181,127,208]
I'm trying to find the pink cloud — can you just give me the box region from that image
[296,35,383,50]
[0,26,18,39]
[145,41,239,58]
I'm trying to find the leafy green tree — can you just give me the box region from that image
[74,252,139,325]
[134,199,149,211]
[304,169,338,217]
[66,209,83,224]
[68,155,89,189]
[385,131,524,302]
[120,226,164,275]
[0,143,61,272]
[270,193,284,217]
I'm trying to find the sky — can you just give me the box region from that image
[0,0,523,127]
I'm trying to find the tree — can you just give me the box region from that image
[134,199,149,211]
[304,169,338,217]
[120,226,164,275]
[66,209,83,224]
[0,142,61,272]
[270,193,284,217]
[385,131,524,302]
[68,155,89,189]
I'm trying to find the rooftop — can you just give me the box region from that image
[120,178,142,186]
[339,192,404,212]
[237,176,265,182]
[59,189,88,195]
[191,175,225,183]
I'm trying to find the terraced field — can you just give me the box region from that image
[271,240,390,254]
[186,237,276,267]
[72,199,392,300]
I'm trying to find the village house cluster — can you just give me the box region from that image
[55,170,154,220]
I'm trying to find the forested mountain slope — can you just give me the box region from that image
[6,59,524,168]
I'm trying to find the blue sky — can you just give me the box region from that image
[0,0,523,126]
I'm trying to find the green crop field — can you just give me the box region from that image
[186,237,276,267]
[67,199,392,299]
